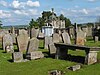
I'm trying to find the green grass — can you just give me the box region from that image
[0,39,100,75]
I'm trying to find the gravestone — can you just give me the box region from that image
[94,36,98,42]
[48,43,56,54]
[48,70,63,75]
[17,33,29,52]
[0,30,8,44]
[44,36,53,49]
[12,52,23,62]
[38,32,44,39]
[27,38,39,53]
[76,29,86,45]
[3,34,14,53]
[11,27,15,34]
[26,51,44,60]
[11,34,17,44]
[52,33,60,43]
[31,28,39,38]
[62,31,71,44]
[19,29,27,35]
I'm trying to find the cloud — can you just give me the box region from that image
[28,9,38,15]
[87,0,97,2]
[14,10,28,15]
[26,0,40,7]
[0,10,11,18]
[82,9,88,14]
[12,0,20,9]
[0,0,8,7]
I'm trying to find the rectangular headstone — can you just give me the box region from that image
[12,52,23,62]
[62,31,71,44]
[3,34,14,53]
[52,33,60,43]
[17,33,29,52]
[48,43,56,54]
[27,38,39,53]
[44,36,53,49]
[26,51,44,60]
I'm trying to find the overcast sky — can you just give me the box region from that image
[0,0,100,26]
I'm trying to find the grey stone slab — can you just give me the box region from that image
[26,51,44,60]
[3,34,14,53]
[12,52,23,62]
[17,34,29,52]
[27,38,39,53]
[62,31,71,44]
[44,36,53,49]
[48,43,56,54]
[85,51,98,65]
[52,33,60,43]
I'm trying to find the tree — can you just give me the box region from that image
[64,17,72,27]
[0,20,2,28]
[36,17,45,28]
[29,19,39,28]
[59,14,65,20]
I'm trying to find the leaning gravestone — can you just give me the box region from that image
[30,28,39,38]
[44,36,53,49]
[27,38,39,53]
[76,29,86,45]
[0,30,8,44]
[62,31,71,44]
[26,51,44,60]
[17,33,29,52]
[12,52,23,62]
[48,43,56,54]
[10,34,17,44]
[3,34,14,53]
[52,33,60,43]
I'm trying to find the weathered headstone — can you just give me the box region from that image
[26,51,44,60]
[19,29,28,35]
[12,52,23,62]
[3,34,14,53]
[62,31,71,44]
[27,38,39,53]
[31,28,39,38]
[48,43,56,54]
[44,36,53,49]
[94,36,98,42]
[76,29,86,45]
[10,34,17,44]
[17,33,29,52]
[52,33,60,43]
[38,32,44,39]
[11,27,15,34]
[0,30,8,44]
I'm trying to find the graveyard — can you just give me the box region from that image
[0,26,100,75]
[0,1,100,74]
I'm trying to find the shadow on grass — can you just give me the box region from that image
[8,59,13,63]
[66,54,85,64]
[39,47,44,49]
[42,51,51,58]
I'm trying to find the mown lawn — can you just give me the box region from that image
[0,39,100,75]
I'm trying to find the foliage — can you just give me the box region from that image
[0,20,3,28]
[29,19,39,28]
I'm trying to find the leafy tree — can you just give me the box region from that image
[0,20,2,28]
[29,19,39,28]
[59,14,65,20]
[64,17,72,27]
[36,17,45,28]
